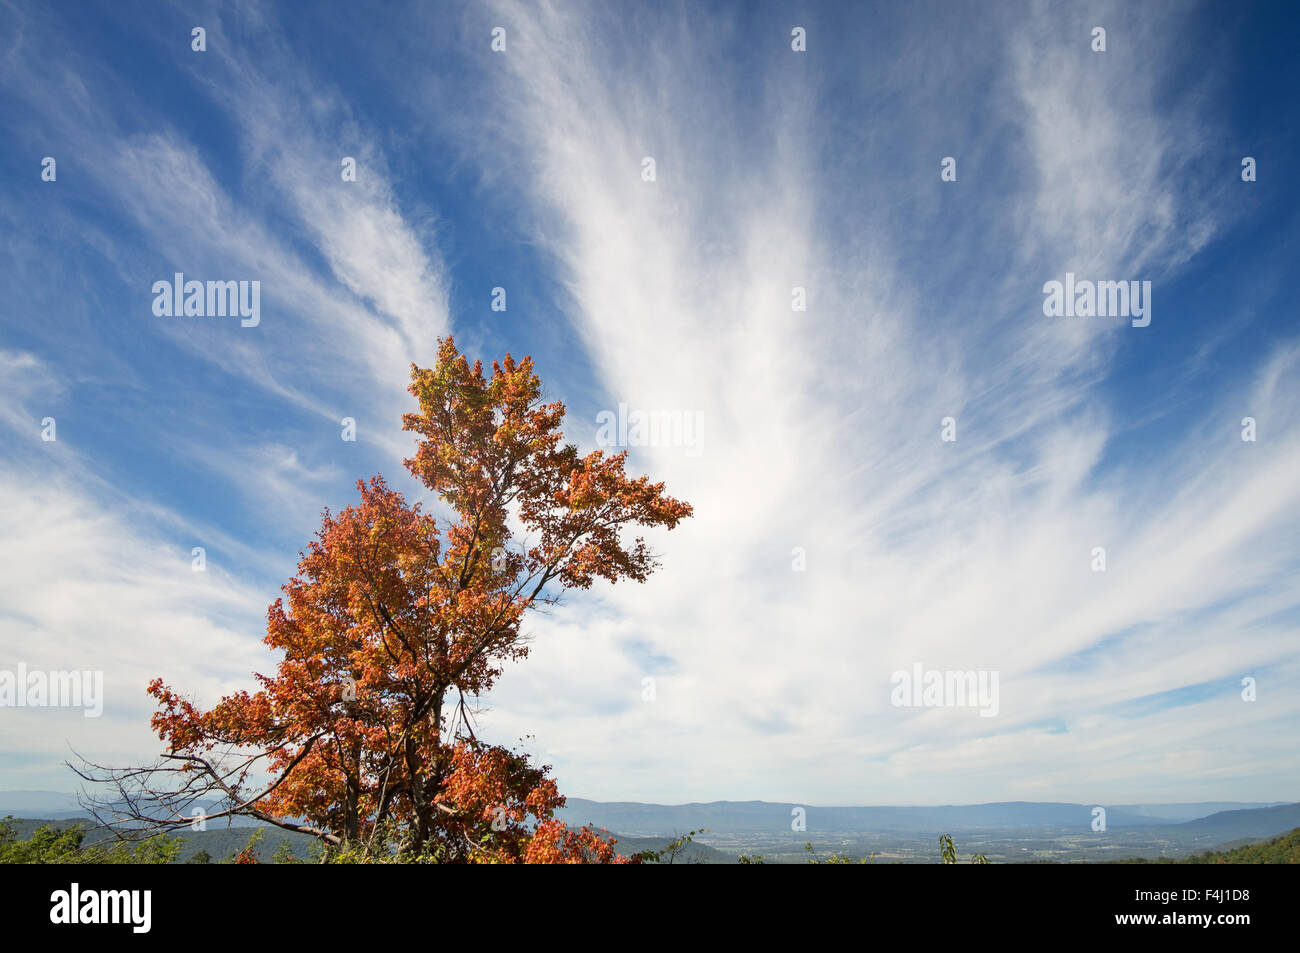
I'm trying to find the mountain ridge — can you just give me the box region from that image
[4,791,1292,840]
[555,797,1295,835]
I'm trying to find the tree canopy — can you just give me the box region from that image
[81,338,692,863]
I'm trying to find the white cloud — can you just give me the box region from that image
[0,353,273,790]
[464,0,1300,803]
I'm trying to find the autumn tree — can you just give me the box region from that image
[78,338,691,863]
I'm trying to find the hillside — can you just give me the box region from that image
[1167,802,1300,840]
[1114,827,1300,864]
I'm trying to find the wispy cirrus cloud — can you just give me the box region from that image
[445,0,1300,804]
[0,0,449,460]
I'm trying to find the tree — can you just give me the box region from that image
[939,833,989,864]
[638,828,708,864]
[78,338,691,863]
[939,833,957,864]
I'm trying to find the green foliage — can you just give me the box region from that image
[938,833,957,864]
[226,828,327,864]
[939,832,989,864]
[0,815,181,864]
[805,842,875,864]
[635,828,709,864]
[271,839,302,864]
[228,828,268,863]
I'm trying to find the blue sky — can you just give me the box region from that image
[1,0,1298,805]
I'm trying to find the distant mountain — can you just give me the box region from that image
[556,798,1294,835]
[558,799,1084,834]
[1168,803,1300,841]
[1111,802,1287,822]
[0,791,86,819]
[0,791,261,825]
[5,791,1294,842]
